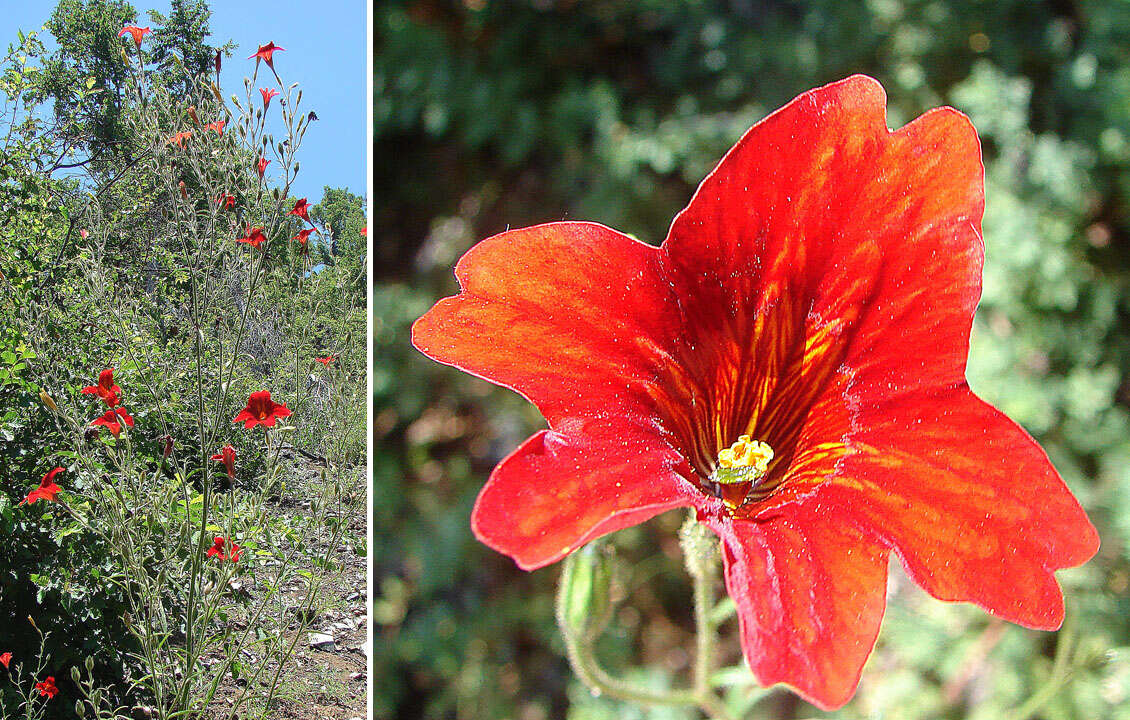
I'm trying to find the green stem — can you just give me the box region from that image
[556,553,699,708]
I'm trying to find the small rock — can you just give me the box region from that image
[308,632,336,651]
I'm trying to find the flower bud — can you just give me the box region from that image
[39,390,57,412]
[85,656,94,672]
[556,541,615,642]
[70,666,81,684]
[75,700,86,718]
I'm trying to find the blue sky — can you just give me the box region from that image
[5,0,366,204]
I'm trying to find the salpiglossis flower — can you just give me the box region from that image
[216,193,236,210]
[118,25,150,49]
[211,444,237,480]
[259,87,279,110]
[235,226,267,249]
[91,407,134,439]
[233,390,291,429]
[314,356,335,365]
[207,536,241,562]
[288,198,310,221]
[0,652,10,669]
[247,41,284,70]
[21,467,63,506]
[34,676,58,699]
[256,157,270,179]
[166,130,193,148]
[205,120,225,136]
[81,368,122,407]
[294,228,313,254]
[412,75,1100,710]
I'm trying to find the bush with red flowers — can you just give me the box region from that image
[0,8,365,719]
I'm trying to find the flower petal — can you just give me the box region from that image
[471,418,695,570]
[820,386,1099,629]
[413,222,680,425]
[706,502,888,710]
[662,75,985,411]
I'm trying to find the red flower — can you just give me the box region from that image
[235,226,267,249]
[207,536,241,562]
[205,120,225,136]
[91,407,134,439]
[293,228,314,254]
[216,193,236,210]
[314,356,335,365]
[0,652,10,669]
[118,25,151,49]
[21,467,64,506]
[288,198,310,221]
[412,76,1100,709]
[247,41,284,70]
[166,130,193,148]
[211,444,237,480]
[259,87,279,110]
[178,180,188,199]
[187,105,199,125]
[81,368,122,408]
[233,390,291,429]
[360,227,367,237]
[80,229,89,239]
[256,157,270,179]
[34,676,58,699]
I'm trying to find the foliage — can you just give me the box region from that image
[374,1,1130,718]
[0,2,366,718]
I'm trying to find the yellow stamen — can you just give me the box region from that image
[717,435,773,475]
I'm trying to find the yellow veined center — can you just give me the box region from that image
[709,435,774,510]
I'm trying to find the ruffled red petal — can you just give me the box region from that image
[412,222,681,426]
[817,386,1098,629]
[706,502,888,710]
[471,419,695,570]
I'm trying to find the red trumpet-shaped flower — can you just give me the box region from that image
[118,25,151,49]
[412,76,1100,710]
[81,368,122,407]
[293,227,314,244]
[205,120,225,136]
[21,467,63,506]
[166,130,193,148]
[34,676,58,699]
[216,193,236,210]
[288,198,310,221]
[256,157,270,179]
[248,41,284,70]
[233,390,291,429]
[314,356,335,365]
[0,652,10,669]
[207,535,241,562]
[259,87,279,110]
[235,226,267,249]
[360,227,367,237]
[91,407,134,439]
[211,444,237,480]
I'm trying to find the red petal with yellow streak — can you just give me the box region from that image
[412,222,681,426]
[705,502,889,711]
[472,419,695,570]
[820,386,1099,630]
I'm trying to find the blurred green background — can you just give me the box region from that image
[373,1,1130,717]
